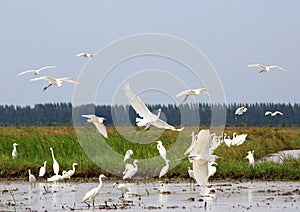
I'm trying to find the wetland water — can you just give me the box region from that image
[0,180,299,211]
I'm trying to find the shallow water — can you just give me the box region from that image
[264,149,300,163]
[0,180,299,211]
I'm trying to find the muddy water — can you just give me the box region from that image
[0,180,299,211]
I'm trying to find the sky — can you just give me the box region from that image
[1,1,299,106]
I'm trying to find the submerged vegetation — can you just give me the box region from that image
[0,126,299,180]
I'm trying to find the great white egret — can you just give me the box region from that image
[235,106,248,115]
[248,64,286,73]
[223,133,233,147]
[159,159,170,178]
[82,174,106,207]
[188,129,212,186]
[187,167,195,179]
[124,149,133,162]
[156,140,167,161]
[123,159,138,179]
[82,115,108,138]
[184,132,197,155]
[77,52,94,58]
[28,169,36,187]
[50,147,60,175]
[66,162,78,179]
[30,76,79,91]
[246,150,255,167]
[123,83,184,132]
[208,161,217,178]
[47,174,64,182]
[231,132,248,146]
[265,111,283,116]
[12,143,18,160]
[39,161,47,177]
[17,66,56,76]
[176,88,210,103]
[113,182,129,199]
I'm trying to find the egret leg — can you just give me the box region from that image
[92,199,95,208]
[43,84,52,91]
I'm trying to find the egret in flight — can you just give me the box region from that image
[82,115,108,138]
[82,174,106,207]
[176,88,210,103]
[18,66,55,76]
[123,159,138,179]
[77,52,94,58]
[123,83,184,133]
[265,111,283,116]
[235,106,248,115]
[12,143,18,160]
[39,161,47,177]
[30,76,79,91]
[248,64,285,73]
[124,149,133,162]
[184,132,197,155]
[50,147,60,175]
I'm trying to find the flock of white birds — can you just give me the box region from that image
[13,57,287,207]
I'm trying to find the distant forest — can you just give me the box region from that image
[0,102,299,127]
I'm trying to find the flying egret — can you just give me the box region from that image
[50,147,60,175]
[82,174,106,207]
[176,88,210,103]
[235,106,248,115]
[66,162,78,179]
[184,132,197,155]
[265,111,283,116]
[246,150,255,167]
[30,76,79,91]
[159,159,170,178]
[82,115,108,138]
[28,169,36,187]
[188,129,212,186]
[157,140,167,161]
[76,52,94,58]
[12,143,18,160]
[248,64,286,73]
[124,149,133,162]
[123,159,138,179]
[123,83,184,133]
[113,182,129,199]
[17,66,56,76]
[39,161,47,177]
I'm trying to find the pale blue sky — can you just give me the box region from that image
[1,1,299,106]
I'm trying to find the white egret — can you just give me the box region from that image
[231,132,248,146]
[28,169,36,187]
[30,76,79,91]
[246,150,255,167]
[82,115,108,138]
[12,143,18,160]
[188,129,212,186]
[159,159,170,178]
[184,132,196,155]
[176,88,210,103]
[157,140,167,161]
[187,167,195,179]
[123,83,184,132]
[18,66,55,76]
[124,149,133,162]
[123,159,138,179]
[208,162,217,178]
[248,64,286,73]
[265,111,283,116]
[50,147,60,175]
[82,174,106,207]
[223,133,232,147]
[66,162,78,179]
[47,174,64,182]
[39,161,47,177]
[113,182,129,199]
[77,52,94,58]
[235,106,248,115]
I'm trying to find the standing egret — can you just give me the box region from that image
[50,147,60,175]
[82,115,108,138]
[66,162,78,179]
[235,106,248,115]
[176,88,210,103]
[123,83,184,133]
[12,143,18,160]
[28,169,36,187]
[77,52,94,58]
[208,162,217,178]
[124,149,133,162]
[231,132,248,146]
[30,76,79,91]
[187,167,195,179]
[156,140,167,161]
[159,159,170,178]
[113,182,129,199]
[248,64,286,73]
[246,150,255,167]
[123,159,138,179]
[39,161,47,177]
[82,174,106,207]
[17,66,55,76]
[265,111,283,116]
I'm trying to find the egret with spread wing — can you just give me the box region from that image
[18,66,55,76]
[30,76,79,91]
[77,52,94,58]
[248,64,285,73]
[176,88,210,103]
[82,115,108,138]
[265,111,283,116]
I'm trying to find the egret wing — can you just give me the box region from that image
[152,118,184,131]
[265,111,271,116]
[269,65,285,70]
[30,76,56,83]
[59,78,79,84]
[17,70,35,76]
[192,160,209,186]
[92,121,108,138]
[176,90,189,97]
[248,64,265,69]
[193,129,211,158]
[38,66,56,71]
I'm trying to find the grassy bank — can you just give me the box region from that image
[0,126,299,180]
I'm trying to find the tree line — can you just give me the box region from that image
[0,102,299,127]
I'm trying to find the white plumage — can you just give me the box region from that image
[66,162,78,179]
[18,66,55,76]
[248,64,286,73]
[39,161,47,177]
[159,159,170,178]
[82,174,106,207]
[246,150,255,167]
[12,143,18,160]
[124,149,133,162]
[28,169,36,186]
[50,147,60,175]
[77,52,94,58]
[82,114,108,138]
[235,106,248,115]
[123,159,138,179]
[176,88,210,103]
[30,75,79,91]
[156,140,167,161]
[265,111,283,116]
